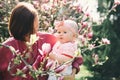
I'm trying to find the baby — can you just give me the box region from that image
[48,20,79,80]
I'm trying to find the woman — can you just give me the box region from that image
[0,2,83,80]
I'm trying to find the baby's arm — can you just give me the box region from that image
[49,52,72,64]
[49,43,76,64]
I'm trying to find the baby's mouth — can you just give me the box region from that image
[60,37,63,39]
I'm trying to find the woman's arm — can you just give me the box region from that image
[0,46,12,72]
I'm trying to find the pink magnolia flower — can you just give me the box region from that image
[44,0,50,3]
[87,32,93,39]
[114,0,120,5]
[92,53,99,64]
[85,13,90,17]
[76,5,82,13]
[53,0,58,3]
[41,4,52,11]
[102,38,110,44]
[63,0,67,3]
[38,43,51,56]
[81,21,88,29]
[42,43,51,54]
[32,55,43,70]
[48,27,54,33]
[32,1,39,8]
[54,65,66,73]
[0,4,3,8]
[89,44,95,50]
[78,35,86,43]
[46,61,53,70]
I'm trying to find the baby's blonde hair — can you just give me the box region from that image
[55,20,78,36]
[64,20,78,35]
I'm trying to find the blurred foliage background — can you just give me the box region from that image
[0,0,120,80]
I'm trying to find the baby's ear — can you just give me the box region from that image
[73,33,78,38]
[72,34,76,41]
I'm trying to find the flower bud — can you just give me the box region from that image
[46,61,53,70]
[54,65,66,73]
[81,22,88,28]
[87,32,93,39]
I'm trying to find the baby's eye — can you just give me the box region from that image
[57,31,61,34]
[64,31,67,34]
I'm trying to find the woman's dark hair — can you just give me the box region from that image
[8,2,38,41]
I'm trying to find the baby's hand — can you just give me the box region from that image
[49,52,55,60]
[63,74,75,80]
[63,68,76,80]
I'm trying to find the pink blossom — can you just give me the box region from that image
[87,26,92,32]
[42,43,51,54]
[58,76,64,80]
[89,44,95,50]
[0,4,3,8]
[102,38,110,44]
[92,53,99,64]
[63,0,67,3]
[54,65,66,73]
[114,1,120,5]
[48,27,54,33]
[41,4,51,11]
[32,55,43,70]
[76,6,82,13]
[81,22,88,28]
[32,1,39,8]
[44,0,50,3]
[53,0,58,3]
[78,35,86,45]
[78,35,86,42]
[87,32,93,39]
[85,13,90,17]
[46,61,53,70]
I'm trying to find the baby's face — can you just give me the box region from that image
[55,26,75,43]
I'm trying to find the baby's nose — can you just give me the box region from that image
[59,33,63,36]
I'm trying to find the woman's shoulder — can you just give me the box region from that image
[37,32,55,37]
[37,32,57,48]
[37,32,57,41]
[2,37,16,45]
